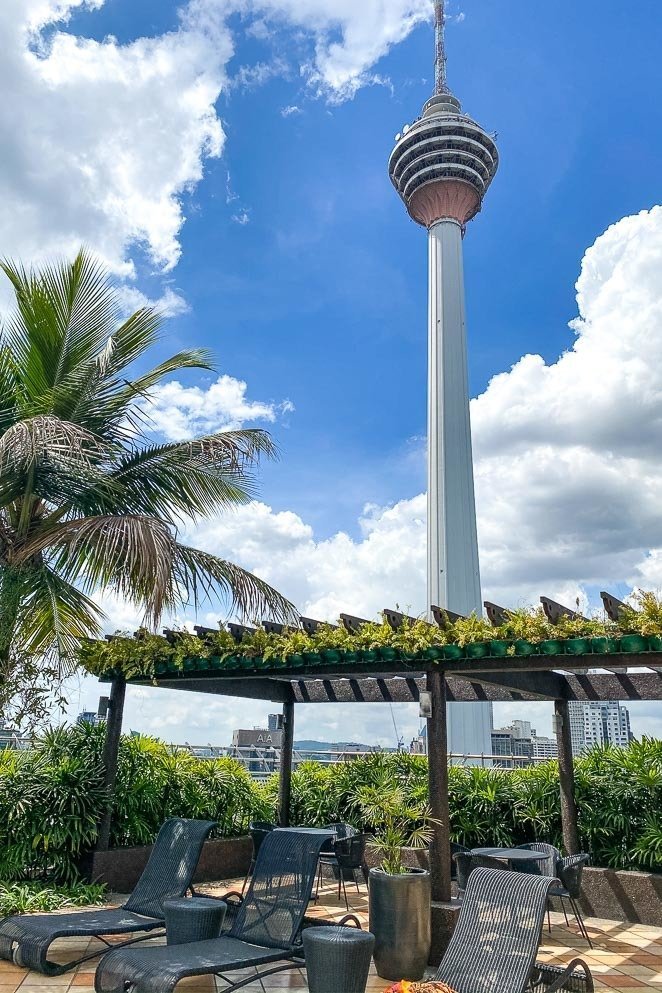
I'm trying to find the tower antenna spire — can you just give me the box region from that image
[434,1,448,94]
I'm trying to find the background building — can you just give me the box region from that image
[389,2,498,760]
[568,701,633,755]
[531,734,559,761]
[491,726,534,768]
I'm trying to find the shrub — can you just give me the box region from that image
[0,723,268,884]
[260,742,662,872]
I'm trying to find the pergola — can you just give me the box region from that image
[95,591,662,909]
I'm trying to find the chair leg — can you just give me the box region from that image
[547,905,552,934]
[241,859,254,896]
[314,861,322,901]
[570,897,593,949]
[561,896,570,927]
[341,873,349,911]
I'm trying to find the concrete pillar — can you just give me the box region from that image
[426,670,451,902]
[555,699,580,855]
[96,674,126,852]
[278,699,294,827]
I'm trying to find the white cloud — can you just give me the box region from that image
[114,285,191,319]
[0,0,435,290]
[0,0,229,276]
[187,0,433,101]
[281,104,303,117]
[146,374,295,442]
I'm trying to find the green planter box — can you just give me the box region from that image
[287,653,305,668]
[647,635,662,652]
[565,638,590,655]
[489,639,511,657]
[514,639,535,656]
[379,646,397,661]
[590,636,620,655]
[303,651,322,665]
[321,649,341,663]
[209,656,223,669]
[540,639,564,656]
[442,644,463,660]
[360,649,379,663]
[465,642,489,659]
[620,635,648,653]
[424,646,443,660]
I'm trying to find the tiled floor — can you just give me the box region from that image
[0,877,660,993]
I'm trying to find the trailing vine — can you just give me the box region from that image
[77,590,662,681]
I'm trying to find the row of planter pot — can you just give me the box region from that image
[151,633,661,676]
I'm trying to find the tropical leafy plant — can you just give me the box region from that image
[0,249,294,722]
[350,778,438,875]
[0,881,106,917]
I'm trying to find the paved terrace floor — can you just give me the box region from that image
[0,877,660,993]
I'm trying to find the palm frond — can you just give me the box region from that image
[76,430,277,522]
[31,515,179,626]
[173,544,297,625]
[13,566,104,666]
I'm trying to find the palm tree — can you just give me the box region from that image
[0,249,295,706]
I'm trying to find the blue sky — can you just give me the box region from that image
[3,0,662,746]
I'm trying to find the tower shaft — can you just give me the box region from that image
[427,219,481,615]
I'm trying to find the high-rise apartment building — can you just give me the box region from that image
[568,701,633,755]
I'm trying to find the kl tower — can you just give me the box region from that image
[388,2,498,758]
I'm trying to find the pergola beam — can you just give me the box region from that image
[147,677,295,703]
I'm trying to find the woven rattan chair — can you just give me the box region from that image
[316,834,366,909]
[450,842,470,883]
[515,843,561,877]
[453,852,507,895]
[0,818,216,976]
[549,855,593,949]
[241,821,275,895]
[434,867,593,993]
[94,829,337,993]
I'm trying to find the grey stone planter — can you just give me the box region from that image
[369,868,431,981]
[570,866,662,927]
[82,835,252,892]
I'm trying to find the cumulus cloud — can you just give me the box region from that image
[146,374,295,442]
[0,0,229,276]
[0,0,435,288]
[114,285,191,319]
[188,0,433,101]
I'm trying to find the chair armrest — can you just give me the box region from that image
[529,959,594,993]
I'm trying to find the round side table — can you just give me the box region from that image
[303,926,375,993]
[163,897,227,945]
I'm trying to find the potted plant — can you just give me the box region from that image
[351,783,436,981]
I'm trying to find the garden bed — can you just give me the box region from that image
[81,835,252,892]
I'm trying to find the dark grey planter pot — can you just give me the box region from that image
[368,867,431,981]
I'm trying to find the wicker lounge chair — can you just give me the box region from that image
[434,867,593,993]
[94,828,337,993]
[0,817,216,976]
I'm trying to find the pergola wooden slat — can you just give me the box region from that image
[94,593,662,908]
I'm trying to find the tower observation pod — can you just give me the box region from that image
[388,3,498,759]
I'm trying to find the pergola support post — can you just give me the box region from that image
[554,698,580,855]
[96,674,126,853]
[427,669,451,902]
[278,699,294,827]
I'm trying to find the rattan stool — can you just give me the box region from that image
[163,897,227,945]
[303,925,375,993]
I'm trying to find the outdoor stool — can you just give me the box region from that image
[303,925,375,993]
[163,897,227,945]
